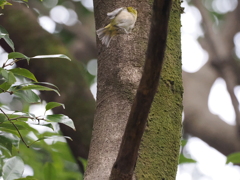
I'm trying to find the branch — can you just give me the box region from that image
[109,1,173,179]
[183,66,240,156]
[193,0,240,132]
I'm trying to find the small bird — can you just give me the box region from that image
[96,7,137,47]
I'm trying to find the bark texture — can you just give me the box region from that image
[135,1,183,179]
[85,0,182,179]
[84,0,152,179]
[110,0,173,179]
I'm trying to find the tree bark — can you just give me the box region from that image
[85,0,182,179]
[135,1,183,179]
[84,0,152,179]
[110,1,173,179]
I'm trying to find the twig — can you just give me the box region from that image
[0,87,13,94]
[0,108,29,147]
[2,59,22,68]
[8,116,45,122]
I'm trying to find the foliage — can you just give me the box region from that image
[0,10,82,180]
[226,152,240,164]
[178,139,197,164]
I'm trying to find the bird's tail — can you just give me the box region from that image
[96,24,117,47]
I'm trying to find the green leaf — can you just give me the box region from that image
[31,54,71,61]
[78,157,87,171]
[45,102,65,112]
[29,135,72,146]
[0,144,11,157]
[0,133,20,154]
[46,114,75,130]
[9,68,37,82]
[0,127,20,137]
[0,113,28,123]
[1,68,9,79]
[0,25,14,51]
[43,162,57,180]
[0,135,13,155]
[178,154,196,164]
[8,52,29,60]
[6,71,16,84]
[16,85,60,96]
[33,82,59,91]
[8,52,30,64]
[181,139,187,147]
[0,82,12,91]
[3,156,24,180]
[0,122,26,130]
[0,0,12,9]
[0,113,7,123]
[0,69,16,91]
[226,152,240,164]
[13,90,40,103]
[0,121,36,139]
[36,123,54,131]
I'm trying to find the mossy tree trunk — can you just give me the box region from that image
[135,1,183,179]
[85,0,182,179]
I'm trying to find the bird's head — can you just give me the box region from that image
[127,7,137,16]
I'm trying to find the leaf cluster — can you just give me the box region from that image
[0,12,81,180]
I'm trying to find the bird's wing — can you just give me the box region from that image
[107,7,124,19]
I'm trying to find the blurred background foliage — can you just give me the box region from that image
[0,0,96,179]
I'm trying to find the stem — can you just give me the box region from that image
[0,108,29,147]
[2,59,23,68]
[0,87,13,94]
[9,116,46,122]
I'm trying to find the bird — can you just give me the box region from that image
[96,7,137,47]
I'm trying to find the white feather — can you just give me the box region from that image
[107,7,124,19]
[114,8,137,33]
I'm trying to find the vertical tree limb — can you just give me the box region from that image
[110,1,173,179]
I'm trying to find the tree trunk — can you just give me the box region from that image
[85,0,182,179]
[135,1,183,179]
[84,0,151,179]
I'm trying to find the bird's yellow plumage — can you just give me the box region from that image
[96,7,137,47]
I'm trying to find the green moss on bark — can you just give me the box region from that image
[135,1,183,179]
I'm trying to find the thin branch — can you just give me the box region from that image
[0,87,13,94]
[109,1,173,179]
[2,59,22,68]
[0,108,29,147]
